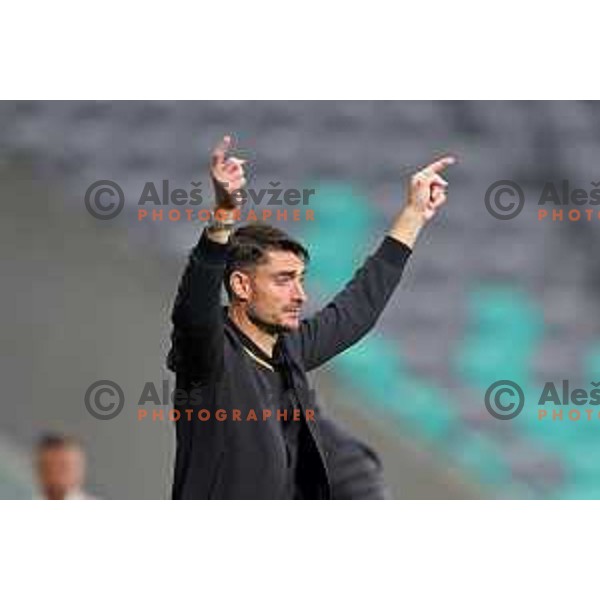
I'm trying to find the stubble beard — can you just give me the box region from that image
[246,304,292,336]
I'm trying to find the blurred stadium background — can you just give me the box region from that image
[2,100,600,499]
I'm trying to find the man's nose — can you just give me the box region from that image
[293,282,307,303]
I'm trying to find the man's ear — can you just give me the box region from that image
[229,270,252,302]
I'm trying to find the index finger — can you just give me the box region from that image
[211,135,232,166]
[421,155,456,176]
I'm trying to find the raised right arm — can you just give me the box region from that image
[168,230,230,380]
[167,135,246,381]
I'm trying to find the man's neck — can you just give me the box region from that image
[227,305,278,358]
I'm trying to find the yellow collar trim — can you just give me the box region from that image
[242,346,275,372]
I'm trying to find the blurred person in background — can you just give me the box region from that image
[35,433,95,500]
[167,136,454,499]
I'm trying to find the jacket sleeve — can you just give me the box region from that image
[166,229,229,382]
[297,236,412,372]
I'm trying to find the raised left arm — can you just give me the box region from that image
[296,155,455,372]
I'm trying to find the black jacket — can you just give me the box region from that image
[167,230,412,499]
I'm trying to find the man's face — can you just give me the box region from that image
[37,446,85,500]
[236,250,308,332]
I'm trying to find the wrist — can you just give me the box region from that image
[388,205,426,249]
[401,204,427,227]
[205,207,238,243]
[205,227,232,244]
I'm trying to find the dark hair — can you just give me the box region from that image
[224,224,309,300]
[37,433,83,453]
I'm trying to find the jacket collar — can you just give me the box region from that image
[223,307,286,370]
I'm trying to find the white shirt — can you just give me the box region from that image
[36,489,97,500]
